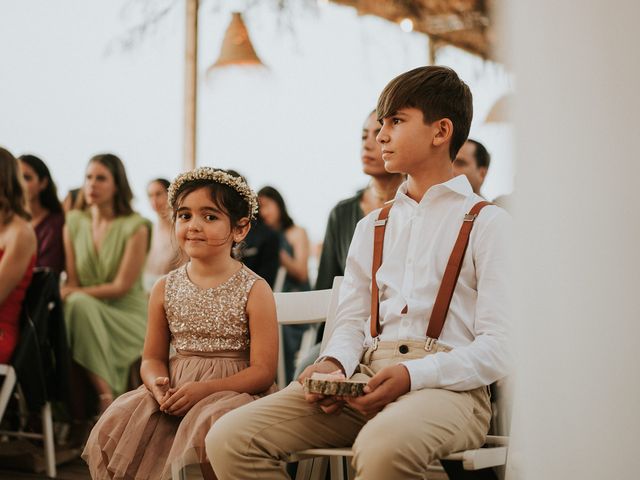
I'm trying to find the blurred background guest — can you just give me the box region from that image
[0,147,37,364]
[257,186,310,382]
[19,154,65,275]
[144,178,182,291]
[62,153,151,423]
[453,139,491,197]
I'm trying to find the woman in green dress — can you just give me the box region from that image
[61,153,151,419]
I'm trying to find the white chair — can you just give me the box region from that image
[287,276,510,480]
[274,280,337,390]
[0,353,56,478]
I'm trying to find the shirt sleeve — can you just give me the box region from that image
[401,208,513,391]
[319,215,373,377]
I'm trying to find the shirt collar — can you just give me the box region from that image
[395,175,473,206]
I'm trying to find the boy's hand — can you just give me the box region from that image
[160,381,211,416]
[345,364,411,418]
[298,359,346,414]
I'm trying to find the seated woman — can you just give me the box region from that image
[19,154,65,275]
[257,186,310,382]
[61,153,151,419]
[0,147,37,364]
[143,178,183,291]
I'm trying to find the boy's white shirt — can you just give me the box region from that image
[320,175,512,392]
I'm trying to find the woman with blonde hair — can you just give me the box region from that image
[0,147,37,363]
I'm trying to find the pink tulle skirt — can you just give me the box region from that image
[82,350,276,479]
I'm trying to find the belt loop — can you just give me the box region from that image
[425,337,437,352]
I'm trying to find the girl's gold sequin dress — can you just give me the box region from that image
[83,264,276,479]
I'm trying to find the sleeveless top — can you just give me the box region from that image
[164,264,259,353]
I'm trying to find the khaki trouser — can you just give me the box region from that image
[207,340,491,480]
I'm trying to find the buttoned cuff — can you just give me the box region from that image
[317,348,361,378]
[401,358,440,391]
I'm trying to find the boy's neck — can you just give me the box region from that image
[405,161,454,203]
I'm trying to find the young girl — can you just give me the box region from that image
[83,167,278,480]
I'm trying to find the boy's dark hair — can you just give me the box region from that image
[376,66,473,160]
[19,154,63,214]
[466,139,491,169]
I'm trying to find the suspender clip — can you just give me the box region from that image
[464,213,478,222]
[425,337,437,352]
[371,336,379,351]
[374,219,387,227]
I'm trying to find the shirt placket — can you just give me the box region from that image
[400,211,420,338]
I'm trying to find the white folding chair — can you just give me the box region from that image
[288,276,510,480]
[274,278,338,390]
[0,366,56,478]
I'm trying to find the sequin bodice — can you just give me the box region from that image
[164,265,258,352]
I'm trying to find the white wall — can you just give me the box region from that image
[508,1,640,478]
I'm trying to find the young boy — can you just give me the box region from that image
[206,66,511,480]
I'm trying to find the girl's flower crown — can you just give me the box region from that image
[168,166,258,220]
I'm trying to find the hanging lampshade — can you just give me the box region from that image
[209,12,265,71]
[485,95,511,123]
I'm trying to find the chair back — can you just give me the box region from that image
[273,276,343,389]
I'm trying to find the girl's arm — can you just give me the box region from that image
[65,225,149,300]
[0,222,36,303]
[279,226,310,283]
[140,277,171,404]
[161,279,278,416]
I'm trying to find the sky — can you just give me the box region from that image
[0,0,513,243]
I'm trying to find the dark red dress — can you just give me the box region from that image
[0,250,35,363]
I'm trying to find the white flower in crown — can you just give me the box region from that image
[168,166,258,219]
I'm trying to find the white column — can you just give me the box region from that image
[508,1,640,479]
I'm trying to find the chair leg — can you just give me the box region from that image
[0,365,17,421]
[41,402,57,478]
[171,462,188,480]
[329,456,345,480]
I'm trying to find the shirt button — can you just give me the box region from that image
[399,344,409,354]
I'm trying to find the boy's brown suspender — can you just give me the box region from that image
[370,200,491,350]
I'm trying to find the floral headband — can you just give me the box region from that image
[168,166,259,220]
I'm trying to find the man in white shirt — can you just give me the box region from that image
[207,66,511,480]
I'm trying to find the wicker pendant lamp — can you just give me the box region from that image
[209,12,264,70]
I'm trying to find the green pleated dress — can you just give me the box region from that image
[64,210,151,396]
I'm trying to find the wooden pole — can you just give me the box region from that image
[183,0,198,171]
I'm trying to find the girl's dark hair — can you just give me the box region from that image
[0,147,31,224]
[76,153,134,216]
[18,154,63,213]
[257,186,294,230]
[150,178,170,191]
[171,170,251,257]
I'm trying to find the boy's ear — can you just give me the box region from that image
[233,217,251,243]
[432,118,454,148]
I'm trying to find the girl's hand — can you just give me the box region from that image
[149,376,170,405]
[159,381,212,416]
